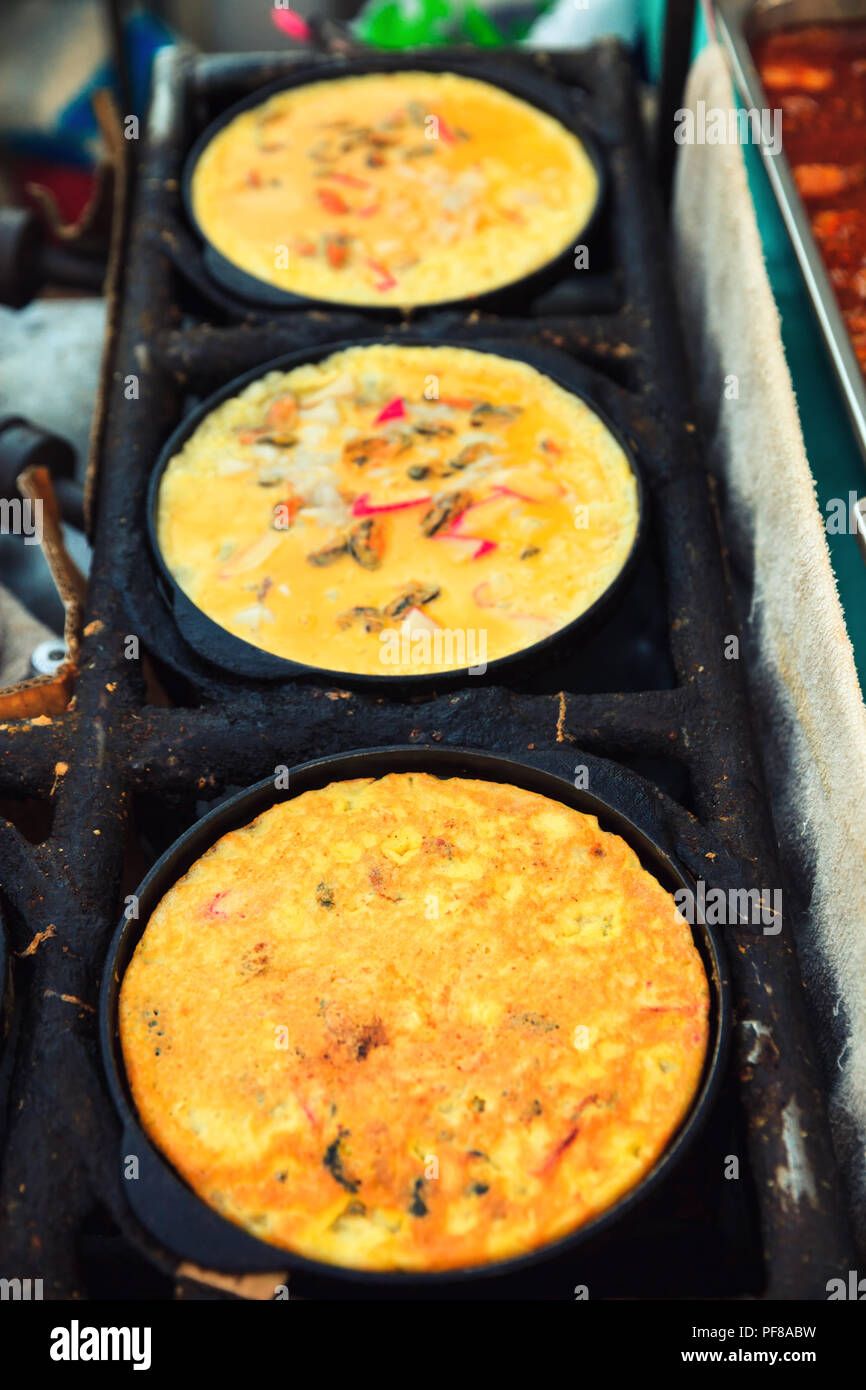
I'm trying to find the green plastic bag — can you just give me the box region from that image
[353,0,551,50]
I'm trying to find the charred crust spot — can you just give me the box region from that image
[355,1017,388,1060]
[321,1000,388,1060]
[510,1011,559,1033]
[422,835,453,858]
[239,942,269,976]
[323,1128,360,1193]
[367,860,402,902]
[408,1177,428,1217]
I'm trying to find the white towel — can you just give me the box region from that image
[673,42,866,1248]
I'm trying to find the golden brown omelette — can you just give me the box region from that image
[156,344,639,676]
[190,71,599,307]
[119,774,710,1272]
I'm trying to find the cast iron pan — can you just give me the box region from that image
[100,745,731,1287]
[146,335,646,689]
[182,53,607,317]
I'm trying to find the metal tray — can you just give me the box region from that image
[714,0,866,468]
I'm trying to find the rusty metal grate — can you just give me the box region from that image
[0,40,854,1300]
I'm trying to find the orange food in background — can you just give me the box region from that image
[754,23,866,373]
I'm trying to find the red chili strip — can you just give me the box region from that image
[317,187,350,214]
[352,491,430,516]
[374,397,406,425]
[322,171,372,189]
[366,258,397,290]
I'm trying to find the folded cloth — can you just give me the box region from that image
[673,42,866,1250]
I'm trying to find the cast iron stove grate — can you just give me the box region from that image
[0,40,854,1300]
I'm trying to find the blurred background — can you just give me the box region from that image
[0,0,675,230]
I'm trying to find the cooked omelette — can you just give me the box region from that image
[119,774,710,1273]
[156,345,639,676]
[190,71,599,307]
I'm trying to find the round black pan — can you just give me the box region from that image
[146,335,646,689]
[100,744,731,1288]
[182,53,607,317]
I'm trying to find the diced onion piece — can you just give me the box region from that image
[299,398,340,425]
[489,469,563,502]
[298,372,356,405]
[234,603,276,627]
[400,606,441,635]
[218,531,282,577]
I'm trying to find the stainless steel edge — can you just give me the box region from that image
[855,496,866,564]
[713,0,866,470]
